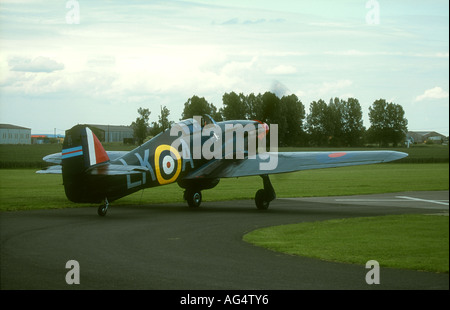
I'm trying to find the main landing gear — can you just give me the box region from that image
[183,175,276,210]
[184,189,202,208]
[97,197,109,216]
[254,174,276,210]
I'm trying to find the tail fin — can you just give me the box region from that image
[62,125,109,202]
[62,125,109,172]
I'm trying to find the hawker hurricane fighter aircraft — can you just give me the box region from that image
[38,115,407,216]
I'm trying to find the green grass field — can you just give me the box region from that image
[0,163,448,211]
[243,214,449,273]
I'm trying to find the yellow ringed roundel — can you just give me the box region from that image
[154,144,182,185]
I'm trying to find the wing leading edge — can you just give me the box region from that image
[183,150,408,179]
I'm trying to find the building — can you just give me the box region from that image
[87,124,134,143]
[407,131,448,144]
[0,124,31,144]
[31,134,65,144]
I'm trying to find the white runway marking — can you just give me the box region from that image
[280,192,449,210]
[335,199,400,202]
[396,196,449,206]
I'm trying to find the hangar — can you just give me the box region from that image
[86,124,134,143]
[407,131,448,144]
[0,124,31,144]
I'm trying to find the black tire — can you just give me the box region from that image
[186,190,202,208]
[97,205,107,216]
[255,189,270,210]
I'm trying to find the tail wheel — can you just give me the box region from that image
[97,198,109,216]
[185,190,202,208]
[255,189,270,210]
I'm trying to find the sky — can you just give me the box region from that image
[0,0,448,136]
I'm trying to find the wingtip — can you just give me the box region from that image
[385,151,408,162]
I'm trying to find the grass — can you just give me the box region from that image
[270,163,449,197]
[0,163,448,211]
[243,214,449,273]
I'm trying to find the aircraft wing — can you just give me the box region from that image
[183,151,408,179]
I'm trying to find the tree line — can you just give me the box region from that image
[132,92,408,147]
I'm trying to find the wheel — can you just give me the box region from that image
[97,204,107,216]
[185,190,202,208]
[255,189,270,210]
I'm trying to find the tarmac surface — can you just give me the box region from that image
[1,191,448,290]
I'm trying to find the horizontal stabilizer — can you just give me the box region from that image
[37,163,148,175]
[86,164,149,176]
[36,165,62,174]
[42,151,128,165]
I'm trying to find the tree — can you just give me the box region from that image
[149,105,174,136]
[341,98,365,146]
[368,99,408,147]
[259,91,290,145]
[305,99,329,146]
[131,107,151,145]
[244,93,263,120]
[305,97,365,147]
[280,94,306,146]
[181,95,220,120]
[327,97,345,146]
[260,91,281,124]
[220,92,248,120]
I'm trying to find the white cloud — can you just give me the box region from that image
[267,65,297,75]
[415,87,449,102]
[317,79,353,96]
[9,56,65,73]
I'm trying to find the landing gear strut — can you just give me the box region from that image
[254,174,276,210]
[98,197,109,216]
[184,189,202,208]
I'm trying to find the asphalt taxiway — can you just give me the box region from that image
[1,191,448,290]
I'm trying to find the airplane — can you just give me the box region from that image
[38,115,408,216]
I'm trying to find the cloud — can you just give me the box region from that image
[317,79,353,95]
[267,65,297,75]
[221,18,239,25]
[219,17,285,26]
[9,56,64,73]
[293,80,353,102]
[415,87,449,101]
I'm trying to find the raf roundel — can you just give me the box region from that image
[155,144,182,185]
